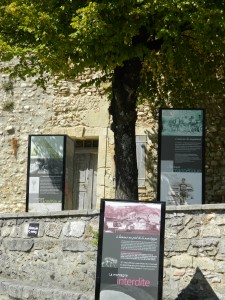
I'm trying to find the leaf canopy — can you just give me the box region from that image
[0,0,225,105]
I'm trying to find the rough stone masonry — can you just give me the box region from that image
[1,69,225,213]
[0,204,224,300]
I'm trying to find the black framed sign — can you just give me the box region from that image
[28,223,39,237]
[158,109,205,205]
[95,199,165,300]
[26,135,74,212]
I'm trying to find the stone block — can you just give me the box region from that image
[53,290,80,300]
[163,258,171,267]
[22,286,34,299]
[1,227,11,237]
[80,294,94,300]
[45,222,62,238]
[164,238,190,252]
[4,239,34,251]
[165,227,179,238]
[63,221,86,237]
[202,225,221,237]
[0,280,10,294]
[8,284,23,298]
[193,257,215,270]
[62,240,94,252]
[40,288,54,299]
[32,287,42,299]
[10,225,22,238]
[219,238,225,254]
[173,269,186,276]
[171,254,193,268]
[178,228,199,239]
[191,238,219,248]
[167,217,183,227]
[33,240,45,250]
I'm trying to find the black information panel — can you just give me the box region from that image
[95,199,165,300]
[28,223,39,237]
[26,135,74,212]
[158,109,205,205]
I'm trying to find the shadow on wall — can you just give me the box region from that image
[175,267,219,300]
[145,129,158,198]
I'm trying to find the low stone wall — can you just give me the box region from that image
[0,210,99,300]
[0,204,224,300]
[164,204,225,300]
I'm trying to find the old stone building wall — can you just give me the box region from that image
[0,74,55,212]
[0,71,225,213]
[204,98,225,203]
[0,71,157,213]
[0,205,224,300]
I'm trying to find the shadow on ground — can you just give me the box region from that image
[175,267,219,300]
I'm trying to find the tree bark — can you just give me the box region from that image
[109,58,142,200]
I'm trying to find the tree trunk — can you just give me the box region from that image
[109,58,142,200]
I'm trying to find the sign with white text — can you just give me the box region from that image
[95,200,165,300]
[158,109,205,205]
[26,135,74,212]
[28,223,39,237]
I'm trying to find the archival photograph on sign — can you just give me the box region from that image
[161,109,203,136]
[29,177,39,194]
[158,109,204,205]
[103,202,161,235]
[161,172,202,205]
[97,201,164,300]
[30,135,64,159]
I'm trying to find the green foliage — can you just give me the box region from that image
[86,225,99,247]
[2,100,14,111]
[0,0,225,107]
[2,79,13,92]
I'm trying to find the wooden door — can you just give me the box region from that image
[73,153,97,209]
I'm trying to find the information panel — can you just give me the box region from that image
[95,200,165,300]
[158,109,205,205]
[26,135,74,212]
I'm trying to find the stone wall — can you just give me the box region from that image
[0,74,55,212]
[0,210,99,300]
[0,205,224,300]
[0,71,156,213]
[0,70,225,213]
[164,204,225,300]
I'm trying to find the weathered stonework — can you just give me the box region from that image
[0,210,98,300]
[0,70,225,213]
[0,71,157,213]
[164,205,225,300]
[0,205,224,300]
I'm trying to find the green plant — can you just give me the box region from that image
[86,225,99,247]
[91,230,99,247]
[2,80,13,93]
[3,101,14,111]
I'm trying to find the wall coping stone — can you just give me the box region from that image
[0,204,224,219]
[0,209,99,219]
[166,203,225,212]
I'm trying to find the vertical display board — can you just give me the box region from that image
[158,109,205,205]
[95,199,165,300]
[26,135,74,212]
